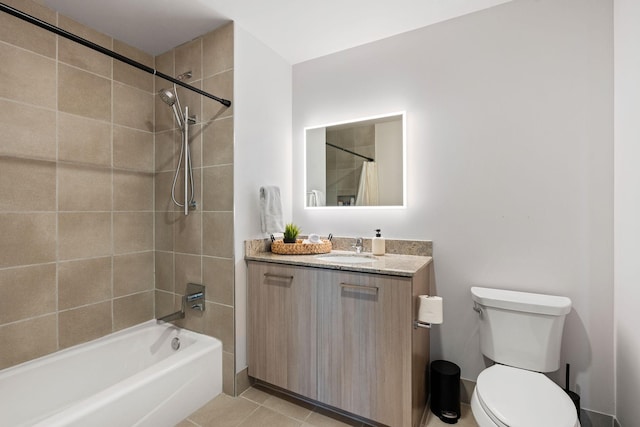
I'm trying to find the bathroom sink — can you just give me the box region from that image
[316,254,377,264]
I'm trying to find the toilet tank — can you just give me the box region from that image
[471,287,571,372]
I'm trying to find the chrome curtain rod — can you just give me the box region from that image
[0,2,232,108]
[325,142,374,162]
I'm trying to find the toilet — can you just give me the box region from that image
[470,287,580,427]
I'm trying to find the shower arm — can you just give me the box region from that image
[0,2,232,108]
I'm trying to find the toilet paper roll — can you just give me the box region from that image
[418,295,443,324]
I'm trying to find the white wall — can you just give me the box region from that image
[234,24,292,373]
[614,0,640,424]
[292,0,614,414]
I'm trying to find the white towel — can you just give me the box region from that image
[310,190,325,207]
[260,186,284,234]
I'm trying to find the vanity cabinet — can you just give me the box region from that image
[247,260,430,427]
[317,270,413,427]
[247,262,319,398]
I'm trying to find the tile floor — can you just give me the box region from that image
[178,384,479,427]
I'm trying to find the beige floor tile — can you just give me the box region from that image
[240,386,271,405]
[175,420,198,427]
[237,406,302,427]
[261,392,315,421]
[188,394,258,427]
[305,407,363,427]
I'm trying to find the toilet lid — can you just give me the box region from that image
[476,365,577,427]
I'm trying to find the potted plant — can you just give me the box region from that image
[283,223,300,244]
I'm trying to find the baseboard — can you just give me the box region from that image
[235,367,252,396]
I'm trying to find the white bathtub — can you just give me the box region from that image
[0,320,222,427]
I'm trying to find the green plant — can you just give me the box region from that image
[283,223,301,242]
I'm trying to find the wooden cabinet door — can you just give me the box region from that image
[247,261,317,399]
[317,270,413,427]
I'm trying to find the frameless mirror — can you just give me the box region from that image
[305,113,405,208]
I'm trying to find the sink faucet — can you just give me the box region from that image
[352,237,364,254]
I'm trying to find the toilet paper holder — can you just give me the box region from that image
[414,320,434,329]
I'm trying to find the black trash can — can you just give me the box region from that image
[430,360,461,424]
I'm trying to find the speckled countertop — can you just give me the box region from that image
[245,238,432,277]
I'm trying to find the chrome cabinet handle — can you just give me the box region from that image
[340,283,378,293]
[264,273,294,280]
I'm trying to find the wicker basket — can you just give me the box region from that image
[271,239,332,255]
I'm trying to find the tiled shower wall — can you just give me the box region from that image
[0,0,236,394]
[0,0,155,369]
[153,24,236,394]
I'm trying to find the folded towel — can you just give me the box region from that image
[308,233,320,243]
[260,186,284,234]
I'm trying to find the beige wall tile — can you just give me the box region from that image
[155,50,174,75]
[155,251,174,292]
[202,165,233,212]
[187,123,203,169]
[0,42,56,108]
[113,40,154,92]
[0,315,57,370]
[58,212,112,260]
[58,15,112,77]
[58,64,111,121]
[0,213,56,268]
[174,253,201,290]
[58,257,112,310]
[203,23,234,78]
[203,71,233,120]
[58,113,111,166]
[204,301,234,353]
[113,212,153,254]
[174,212,202,255]
[202,117,233,166]
[0,157,56,212]
[113,170,154,211]
[203,256,234,306]
[58,164,112,211]
[175,39,202,81]
[113,291,154,331]
[58,301,112,348]
[113,82,154,132]
[0,99,56,160]
[113,126,154,172]
[113,251,154,296]
[202,212,234,258]
[155,290,175,318]
[223,350,235,396]
[155,171,176,212]
[0,264,56,324]
[155,211,176,251]
[155,130,178,172]
[0,0,56,58]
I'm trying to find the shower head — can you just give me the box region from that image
[158,88,184,127]
[158,88,177,106]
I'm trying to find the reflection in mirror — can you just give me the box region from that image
[305,113,405,208]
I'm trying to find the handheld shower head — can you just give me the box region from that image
[158,88,177,106]
[158,88,184,127]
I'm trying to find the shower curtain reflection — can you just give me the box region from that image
[355,161,379,206]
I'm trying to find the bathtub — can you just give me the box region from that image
[0,320,222,427]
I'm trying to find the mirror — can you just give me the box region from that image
[305,113,405,208]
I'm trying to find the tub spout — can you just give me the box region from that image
[157,309,185,323]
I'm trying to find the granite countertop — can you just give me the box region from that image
[245,250,432,277]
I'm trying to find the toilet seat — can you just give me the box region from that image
[473,365,579,427]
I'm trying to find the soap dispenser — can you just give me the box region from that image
[372,229,385,256]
